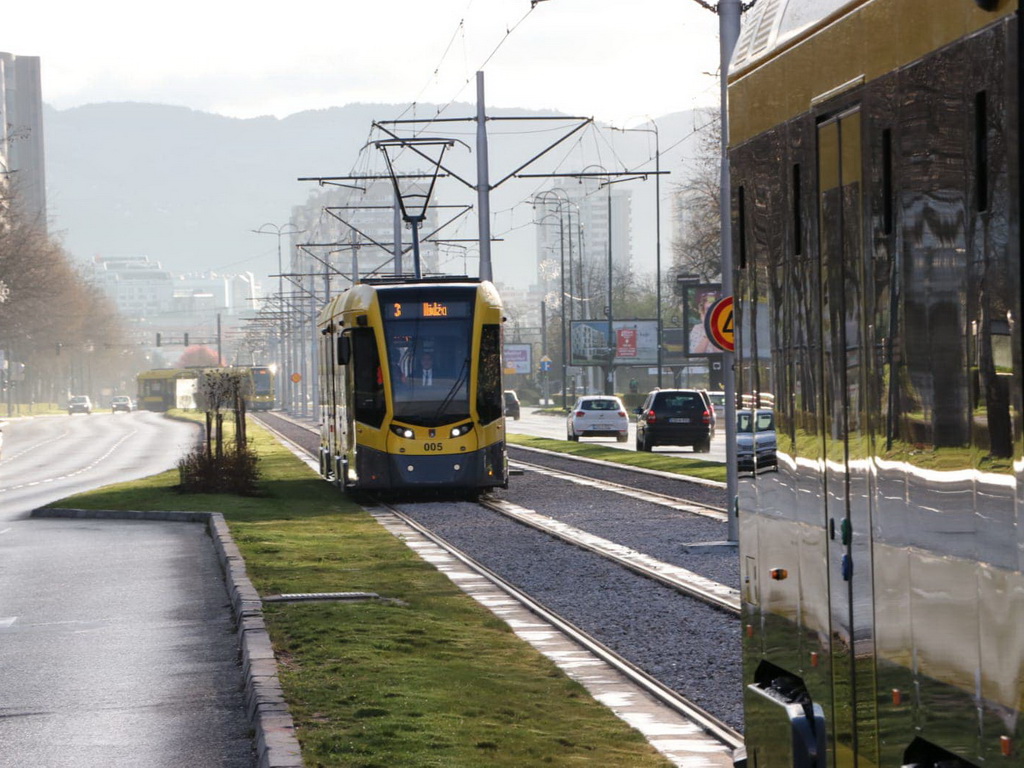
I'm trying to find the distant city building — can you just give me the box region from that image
[90,255,175,320]
[0,52,46,229]
[494,283,545,343]
[534,183,632,313]
[89,256,262,361]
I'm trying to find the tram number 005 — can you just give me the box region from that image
[423,442,444,452]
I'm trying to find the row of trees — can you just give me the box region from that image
[0,191,145,408]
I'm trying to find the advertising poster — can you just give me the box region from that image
[503,343,532,375]
[569,320,658,366]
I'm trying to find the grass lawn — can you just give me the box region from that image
[52,418,674,767]
[507,433,727,485]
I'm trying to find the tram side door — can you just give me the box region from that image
[817,108,878,767]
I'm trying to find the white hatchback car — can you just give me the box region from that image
[567,395,629,443]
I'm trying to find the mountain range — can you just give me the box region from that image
[43,101,710,288]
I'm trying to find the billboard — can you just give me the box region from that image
[570,320,658,366]
[503,343,532,375]
[663,283,723,364]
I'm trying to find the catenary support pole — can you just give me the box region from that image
[719,0,741,543]
[476,71,493,281]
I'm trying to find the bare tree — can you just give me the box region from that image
[0,191,137,407]
[672,109,722,282]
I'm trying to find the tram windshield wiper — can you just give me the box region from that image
[434,357,470,422]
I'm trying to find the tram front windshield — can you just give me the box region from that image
[251,368,272,395]
[381,293,474,427]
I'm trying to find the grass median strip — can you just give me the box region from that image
[507,433,727,484]
[52,419,674,767]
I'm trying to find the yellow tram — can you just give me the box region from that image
[317,277,508,492]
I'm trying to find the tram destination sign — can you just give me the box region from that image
[385,300,472,320]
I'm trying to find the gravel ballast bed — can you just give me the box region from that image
[396,500,744,732]
[508,444,728,509]
[498,472,739,590]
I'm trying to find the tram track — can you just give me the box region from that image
[377,498,744,753]
[253,411,745,745]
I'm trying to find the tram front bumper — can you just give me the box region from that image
[356,442,507,490]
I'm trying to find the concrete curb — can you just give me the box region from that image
[31,507,304,768]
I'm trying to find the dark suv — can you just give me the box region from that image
[503,390,521,420]
[635,389,712,452]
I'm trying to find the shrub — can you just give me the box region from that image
[178,443,260,495]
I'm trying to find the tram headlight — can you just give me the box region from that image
[449,422,474,438]
[390,425,415,439]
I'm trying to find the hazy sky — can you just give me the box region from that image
[7,1,724,124]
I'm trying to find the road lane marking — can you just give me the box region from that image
[0,429,138,494]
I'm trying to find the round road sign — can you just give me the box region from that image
[703,296,734,352]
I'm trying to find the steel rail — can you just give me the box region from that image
[378,498,745,753]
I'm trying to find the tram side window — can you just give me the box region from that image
[350,328,385,428]
[477,324,502,424]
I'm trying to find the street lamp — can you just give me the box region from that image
[534,209,568,408]
[253,222,303,411]
[534,189,577,408]
[613,121,663,387]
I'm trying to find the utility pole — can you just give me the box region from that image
[476,72,493,282]
[719,0,741,543]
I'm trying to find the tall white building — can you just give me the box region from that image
[534,183,633,317]
[0,52,46,229]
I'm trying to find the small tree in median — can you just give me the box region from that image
[178,368,259,494]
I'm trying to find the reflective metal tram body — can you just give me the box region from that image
[317,278,508,492]
[730,1,1021,766]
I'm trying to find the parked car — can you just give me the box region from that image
[634,389,712,452]
[68,395,93,415]
[706,390,727,421]
[503,390,521,420]
[567,395,629,443]
[111,395,135,413]
[736,408,777,472]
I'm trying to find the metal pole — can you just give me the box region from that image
[541,301,548,405]
[217,313,222,365]
[393,193,404,276]
[654,126,663,388]
[606,184,614,395]
[278,235,287,410]
[719,0,741,543]
[476,71,493,281]
[559,210,567,410]
[411,220,422,279]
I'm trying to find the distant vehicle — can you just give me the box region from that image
[634,389,712,452]
[736,408,776,472]
[697,389,717,438]
[706,390,726,419]
[111,395,135,413]
[68,395,93,415]
[503,390,521,420]
[567,395,629,443]
[247,365,276,411]
[137,368,201,411]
